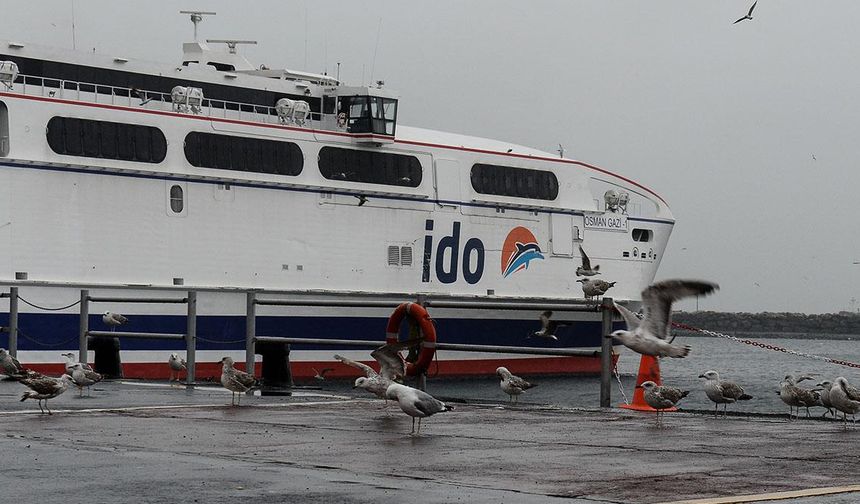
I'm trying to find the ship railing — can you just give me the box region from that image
[246,292,618,406]
[11,73,328,128]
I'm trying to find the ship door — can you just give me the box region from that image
[0,101,8,157]
[433,158,461,208]
[549,214,575,257]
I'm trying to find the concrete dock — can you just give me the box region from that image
[1,381,859,504]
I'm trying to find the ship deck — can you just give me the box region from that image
[1,380,858,504]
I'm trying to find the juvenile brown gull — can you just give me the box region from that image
[69,363,103,396]
[0,347,25,377]
[640,381,689,426]
[778,375,820,420]
[220,356,258,406]
[577,278,616,302]
[496,367,537,403]
[816,380,836,418]
[19,374,74,414]
[529,311,570,341]
[576,245,600,276]
[385,383,453,435]
[610,279,719,358]
[699,370,752,417]
[829,377,860,428]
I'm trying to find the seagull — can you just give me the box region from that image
[699,370,752,417]
[576,246,601,277]
[220,357,258,406]
[610,280,719,358]
[506,148,513,153]
[312,367,334,381]
[816,380,836,418]
[529,311,570,341]
[733,1,757,24]
[335,342,407,405]
[557,144,565,158]
[19,374,74,414]
[0,347,25,377]
[102,311,129,331]
[60,352,95,376]
[168,353,186,383]
[354,195,368,206]
[640,381,689,426]
[385,383,453,435]
[812,154,816,161]
[577,278,616,303]
[69,363,103,397]
[779,375,821,420]
[496,367,537,403]
[829,377,860,428]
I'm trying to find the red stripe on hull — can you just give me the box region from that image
[23,356,615,380]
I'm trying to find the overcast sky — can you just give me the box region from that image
[3,1,859,313]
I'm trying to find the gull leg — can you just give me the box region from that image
[46,400,52,415]
[237,392,242,406]
[805,407,811,418]
[417,418,422,435]
[410,417,416,435]
[37,400,44,414]
[723,403,727,417]
[714,403,718,418]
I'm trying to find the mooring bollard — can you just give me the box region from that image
[8,287,18,357]
[245,291,256,379]
[79,289,89,364]
[599,297,614,408]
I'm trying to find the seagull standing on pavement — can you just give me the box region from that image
[220,357,258,406]
[610,280,719,358]
[829,377,860,428]
[640,381,689,426]
[0,348,25,377]
[69,363,102,396]
[385,383,453,435]
[699,370,752,417]
[19,374,74,414]
[816,381,836,418]
[733,1,757,24]
[102,311,129,331]
[168,353,186,383]
[779,375,821,420]
[496,367,537,403]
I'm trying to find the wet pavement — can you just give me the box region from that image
[1,380,859,504]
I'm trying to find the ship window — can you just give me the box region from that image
[183,132,303,176]
[339,96,397,136]
[470,164,558,200]
[169,185,184,213]
[632,229,653,242]
[0,101,9,157]
[318,147,421,187]
[46,116,166,163]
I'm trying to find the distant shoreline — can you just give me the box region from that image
[672,310,860,340]
[674,330,858,341]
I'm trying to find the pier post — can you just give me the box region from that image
[416,293,428,391]
[8,287,18,357]
[185,290,197,387]
[599,297,614,408]
[245,291,256,379]
[79,289,89,364]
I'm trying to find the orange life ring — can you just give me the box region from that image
[386,302,436,377]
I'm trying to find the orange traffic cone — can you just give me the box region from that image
[619,354,674,412]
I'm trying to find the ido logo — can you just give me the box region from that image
[421,219,485,284]
[501,227,544,278]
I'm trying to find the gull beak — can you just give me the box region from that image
[698,374,705,378]
[352,384,358,389]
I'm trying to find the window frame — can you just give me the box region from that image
[470,163,559,201]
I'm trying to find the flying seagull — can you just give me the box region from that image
[312,367,334,381]
[168,353,186,383]
[19,374,74,414]
[829,377,860,428]
[529,311,570,341]
[576,246,600,276]
[610,279,719,358]
[385,382,453,435]
[733,1,757,24]
[354,195,368,206]
[220,356,258,406]
[335,342,408,406]
[699,370,752,417]
[102,311,129,331]
[496,367,537,403]
[640,381,689,426]
[577,278,616,303]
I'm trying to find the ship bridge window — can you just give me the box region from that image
[183,132,303,176]
[470,164,559,200]
[0,101,8,157]
[339,96,397,136]
[46,116,167,163]
[632,228,653,242]
[318,146,421,187]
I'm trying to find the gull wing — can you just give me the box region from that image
[232,368,257,388]
[748,1,757,16]
[21,375,62,395]
[333,354,378,378]
[719,381,745,400]
[412,389,448,416]
[370,343,406,381]
[613,302,641,331]
[579,246,592,270]
[659,386,688,404]
[641,280,719,340]
[539,311,552,330]
[508,375,535,390]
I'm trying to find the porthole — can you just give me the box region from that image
[169,185,184,213]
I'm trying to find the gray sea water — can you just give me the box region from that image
[320,336,860,415]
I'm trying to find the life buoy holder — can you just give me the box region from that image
[386,302,436,377]
[337,112,347,128]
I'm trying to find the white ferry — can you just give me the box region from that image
[0,13,674,380]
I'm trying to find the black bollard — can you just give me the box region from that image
[256,340,293,395]
[88,336,123,378]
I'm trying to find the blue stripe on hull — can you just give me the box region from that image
[0,313,622,351]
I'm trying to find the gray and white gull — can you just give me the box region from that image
[496,366,537,403]
[220,356,258,406]
[640,381,689,426]
[335,342,407,412]
[102,311,129,331]
[385,383,452,435]
[699,370,752,417]
[69,363,103,396]
[778,375,820,419]
[816,380,836,418]
[829,377,860,428]
[611,279,719,358]
[576,245,600,277]
[168,353,186,383]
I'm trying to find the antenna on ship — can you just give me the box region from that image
[206,39,258,54]
[179,10,216,42]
